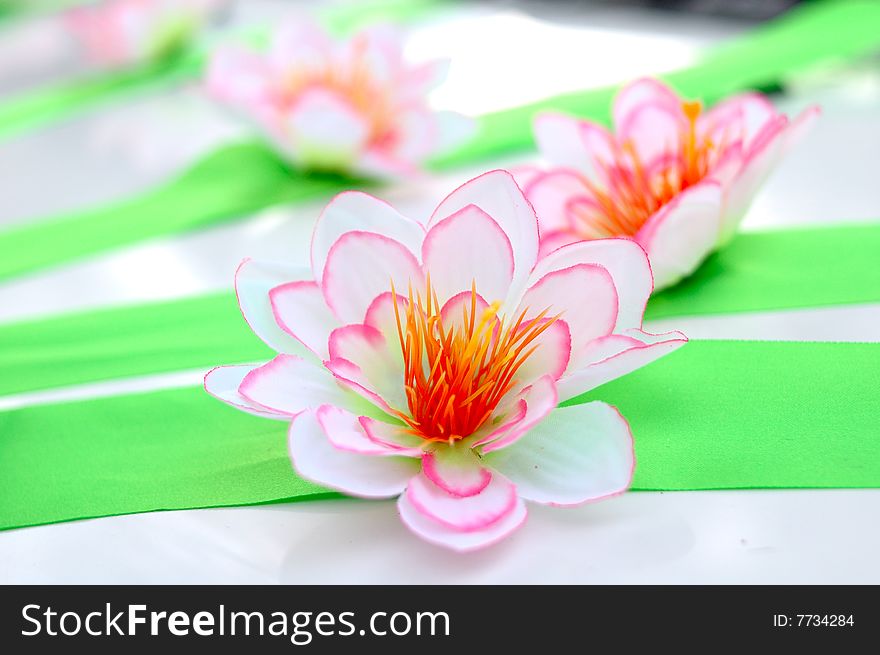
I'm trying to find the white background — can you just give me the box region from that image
[0,0,878,583]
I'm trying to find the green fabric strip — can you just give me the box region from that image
[1,340,877,530]
[645,222,880,320]
[1,223,877,398]
[2,0,880,283]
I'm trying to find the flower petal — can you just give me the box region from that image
[486,401,634,506]
[422,445,492,497]
[619,99,686,166]
[478,375,558,453]
[206,46,270,108]
[519,263,618,368]
[533,113,616,183]
[316,405,421,456]
[203,365,288,420]
[428,170,539,304]
[322,231,423,324]
[512,319,571,387]
[326,324,407,412]
[529,238,652,331]
[289,410,419,499]
[422,204,514,304]
[285,88,370,169]
[555,328,687,402]
[235,258,314,358]
[524,168,590,234]
[612,77,682,134]
[311,191,425,284]
[269,280,338,358]
[397,484,527,552]
[239,354,351,415]
[636,181,723,291]
[405,471,517,531]
[719,116,788,243]
[699,92,776,150]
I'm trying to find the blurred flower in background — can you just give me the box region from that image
[205,18,474,178]
[523,78,820,290]
[65,0,227,67]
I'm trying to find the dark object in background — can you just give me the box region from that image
[502,0,801,21]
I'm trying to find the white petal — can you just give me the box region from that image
[203,365,288,420]
[311,191,425,284]
[238,354,352,415]
[269,280,338,359]
[636,181,723,291]
[235,258,314,358]
[289,410,419,499]
[397,480,527,552]
[486,402,634,506]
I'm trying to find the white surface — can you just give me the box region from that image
[1,1,879,584]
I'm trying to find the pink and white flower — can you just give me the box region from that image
[205,170,686,551]
[205,19,473,178]
[524,78,820,290]
[66,0,225,67]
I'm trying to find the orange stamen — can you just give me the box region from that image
[573,99,718,239]
[391,279,557,443]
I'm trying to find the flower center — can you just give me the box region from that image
[391,279,557,443]
[274,35,395,145]
[573,100,719,238]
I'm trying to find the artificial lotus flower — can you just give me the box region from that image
[205,19,474,178]
[205,170,686,551]
[523,78,820,290]
[66,0,224,67]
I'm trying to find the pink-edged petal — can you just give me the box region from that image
[620,100,686,166]
[529,238,652,331]
[311,191,425,284]
[718,116,789,243]
[556,328,687,401]
[524,168,591,234]
[533,113,616,182]
[405,471,517,531]
[782,105,820,156]
[439,291,490,334]
[326,324,407,412]
[699,92,776,150]
[509,164,544,190]
[538,230,581,258]
[513,319,571,386]
[706,140,744,187]
[316,405,421,456]
[269,17,333,74]
[322,231,423,324]
[205,46,270,108]
[478,375,558,453]
[235,258,314,358]
[340,25,403,86]
[519,263,618,368]
[636,181,723,291]
[422,204,514,304]
[612,77,682,134]
[397,483,527,552]
[269,280,338,358]
[203,365,289,420]
[359,416,426,452]
[486,401,634,506]
[422,446,492,497]
[364,291,409,343]
[428,170,539,303]
[238,354,351,415]
[289,410,419,499]
[285,88,369,169]
[391,106,440,162]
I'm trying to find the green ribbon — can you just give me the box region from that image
[2,0,880,283]
[2,339,877,530]
[2,222,877,398]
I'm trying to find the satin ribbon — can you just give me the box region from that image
[2,339,877,530]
